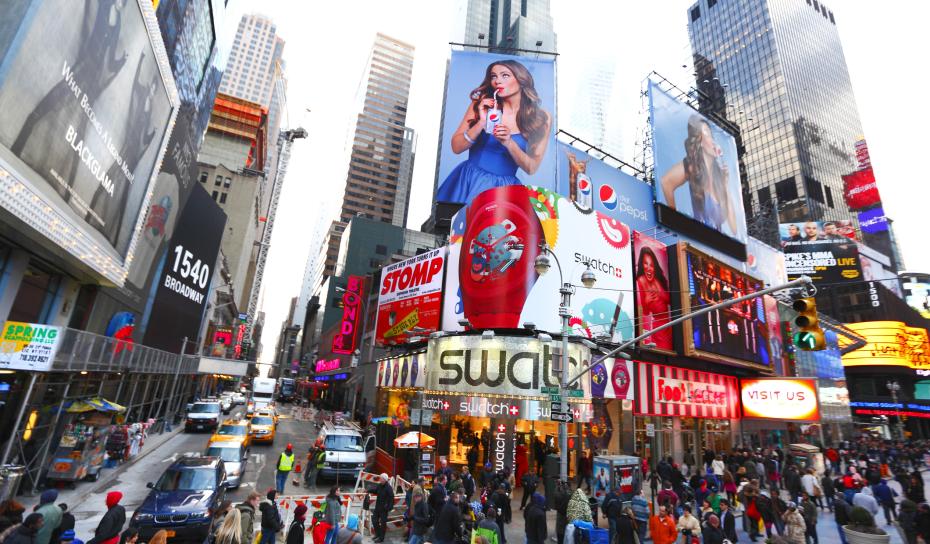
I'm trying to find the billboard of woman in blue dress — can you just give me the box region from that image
[434,51,557,206]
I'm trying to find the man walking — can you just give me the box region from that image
[602,488,623,544]
[432,492,463,544]
[34,491,61,544]
[520,471,539,510]
[276,443,296,494]
[259,490,284,544]
[718,500,737,544]
[373,474,394,543]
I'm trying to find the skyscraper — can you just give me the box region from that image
[687,0,866,232]
[462,0,557,53]
[325,34,416,270]
[219,14,284,107]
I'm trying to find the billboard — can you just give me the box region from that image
[843,321,930,370]
[679,243,772,369]
[858,207,889,234]
[0,0,176,261]
[142,185,225,353]
[902,274,930,319]
[557,142,655,232]
[376,248,446,345]
[633,231,673,352]
[842,168,881,211]
[740,378,820,421]
[634,361,740,419]
[333,275,366,355]
[746,238,787,287]
[589,358,635,400]
[779,221,862,283]
[650,82,747,243]
[442,185,635,341]
[435,51,557,206]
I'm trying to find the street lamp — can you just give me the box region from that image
[534,243,596,483]
[886,380,903,439]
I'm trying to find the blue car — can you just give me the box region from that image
[130,456,228,542]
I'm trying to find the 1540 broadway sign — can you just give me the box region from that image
[425,335,592,398]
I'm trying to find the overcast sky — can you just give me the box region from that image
[250,0,930,364]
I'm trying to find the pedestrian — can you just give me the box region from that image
[870,479,897,525]
[3,513,44,544]
[324,487,342,544]
[782,502,807,544]
[286,504,306,544]
[603,489,622,544]
[276,443,296,494]
[491,486,511,542]
[33,491,61,544]
[717,500,737,544]
[0,500,26,535]
[208,502,232,544]
[820,474,835,513]
[462,467,476,501]
[785,467,802,504]
[658,481,680,511]
[852,487,879,517]
[259,490,284,544]
[52,505,73,544]
[677,505,701,544]
[524,493,547,544]
[631,490,650,544]
[520,471,539,510]
[650,505,678,544]
[215,508,242,544]
[432,492,463,544]
[554,482,570,544]
[429,475,448,519]
[57,528,84,544]
[618,508,637,544]
[702,515,724,544]
[236,492,260,544]
[477,507,502,544]
[578,452,592,491]
[408,492,430,544]
[899,500,919,544]
[800,494,818,544]
[468,446,480,474]
[917,503,930,544]
[118,528,138,544]
[304,444,321,489]
[833,492,852,544]
[801,470,823,510]
[147,531,168,544]
[373,474,394,543]
[754,488,775,539]
[87,492,125,544]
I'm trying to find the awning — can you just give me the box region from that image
[59,397,126,413]
[394,431,435,448]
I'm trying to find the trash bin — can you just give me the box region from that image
[0,465,25,502]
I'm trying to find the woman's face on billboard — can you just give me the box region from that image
[700,122,715,156]
[642,252,656,281]
[490,65,519,98]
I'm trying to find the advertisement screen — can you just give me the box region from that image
[441,185,635,342]
[842,168,881,211]
[679,243,771,369]
[740,378,820,421]
[633,231,673,352]
[435,51,557,206]
[858,206,889,234]
[142,185,226,353]
[376,248,446,346]
[557,142,655,233]
[843,321,930,370]
[650,82,747,243]
[902,274,930,319]
[779,221,862,284]
[0,0,175,257]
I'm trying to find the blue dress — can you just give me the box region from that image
[436,130,528,203]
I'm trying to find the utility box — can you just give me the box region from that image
[592,455,642,504]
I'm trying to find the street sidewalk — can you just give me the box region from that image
[19,425,183,510]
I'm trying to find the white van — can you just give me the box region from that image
[317,422,373,481]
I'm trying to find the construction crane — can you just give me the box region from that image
[244,127,307,345]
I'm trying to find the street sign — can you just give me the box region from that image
[238,313,248,321]
[566,389,584,398]
[549,394,562,402]
[550,411,574,423]
[550,401,567,412]
[541,386,559,394]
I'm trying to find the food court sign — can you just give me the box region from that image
[0,321,63,372]
[740,378,820,421]
[842,321,930,369]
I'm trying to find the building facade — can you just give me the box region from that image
[219,14,285,107]
[462,0,557,53]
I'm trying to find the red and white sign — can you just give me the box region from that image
[376,248,446,345]
[634,361,740,419]
[842,168,881,210]
[332,275,365,355]
[234,324,245,358]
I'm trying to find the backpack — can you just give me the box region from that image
[472,527,499,544]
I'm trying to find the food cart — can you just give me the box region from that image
[46,397,125,484]
[592,455,642,505]
[393,431,435,480]
[789,443,825,477]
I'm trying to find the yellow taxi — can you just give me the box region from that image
[208,419,252,449]
[249,412,277,444]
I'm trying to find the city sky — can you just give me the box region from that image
[251,0,930,364]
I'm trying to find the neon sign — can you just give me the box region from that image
[315,359,341,373]
[333,275,365,354]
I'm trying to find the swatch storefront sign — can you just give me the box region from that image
[634,361,740,419]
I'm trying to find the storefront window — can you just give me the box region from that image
[703,418,731,453]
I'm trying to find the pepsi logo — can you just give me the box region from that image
[599,184,617,211]
[578,175,592,194]
[596,212,630,249]
[489,113,499,121]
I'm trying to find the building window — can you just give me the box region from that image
[775,177,799,201]
[219,192,228,204]
[805,177,824,203]
[757,186,772,208]
[708,0,716,7]
[212,191,219,201]
[375,244,387,255]
[370,259,382,268]
[829,11,835,23]
[199,172,208,184]
[224,177,232,188]
[690,6,700,21]
[215,175,223,186]
[825,186,835,208]
[812,0,819,10]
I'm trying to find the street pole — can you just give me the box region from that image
[1,373,38,466]
[559,282,572,484]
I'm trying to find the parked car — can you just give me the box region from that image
[219,395,234,414]
[232,392,246,405]
[130,455,228,542]
[317,422,372,480]
[185,402,222,432]
[205,443,248,488]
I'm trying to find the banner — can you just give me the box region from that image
[634,361,740,419]
[142,185,226,353]
[679,243,772,369]
[779,221,862,284]
[633,231,673,352]
[0,0,175,258]
[377,352,426,389]
[442,185,635,341]
[0,321,63,372]
[650,82,747,243]
[589,358,635,400]
[842,321,930,370]
[376,248,446,345]
[740,378,820,421]
[434,51,557,206]
[557,142,655,232]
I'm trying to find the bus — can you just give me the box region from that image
[278,378,296,403]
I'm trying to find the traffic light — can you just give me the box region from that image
[792,297,826,351]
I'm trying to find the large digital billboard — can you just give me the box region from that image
[142,185,225,353]
[842,321,930,370]
[902,273,930,319]
[779,221,862,284]
[557,142,655,233]
[740,378,820,421]
[442,185,635,341]
[375,248,446,346]
[0,0,176,264]
[633,231,673,352]
[435,51,557,206]
[843,167,881,211]
[678,243,772,369]
[650,82,747,244]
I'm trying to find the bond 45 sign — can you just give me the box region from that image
[376,248,446,345]
[333,275,365,354]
